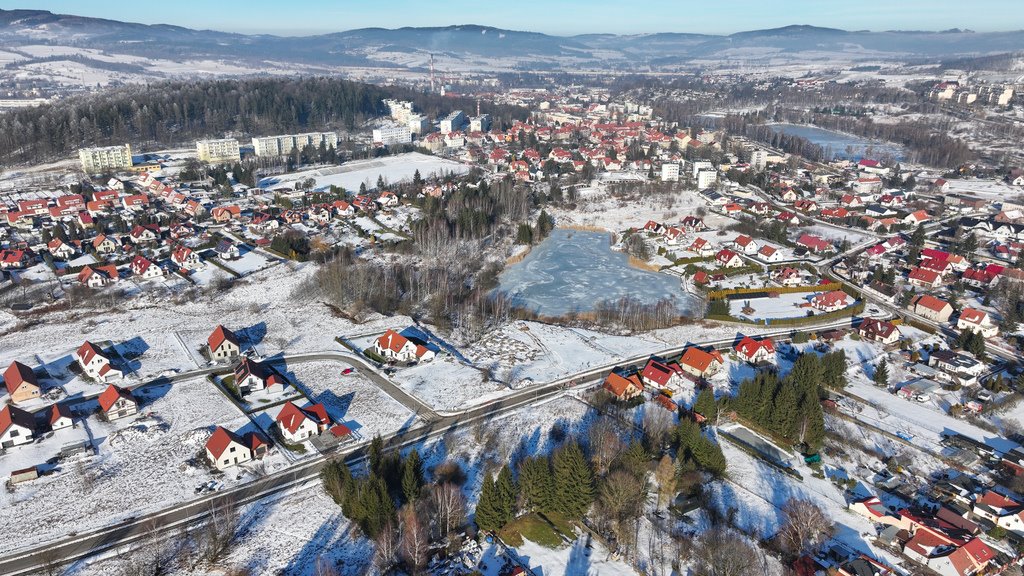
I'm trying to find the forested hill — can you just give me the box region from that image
[0,77,527,165]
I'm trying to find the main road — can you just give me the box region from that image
[0,314,877,576]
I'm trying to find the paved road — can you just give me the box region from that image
[0,315,874,575]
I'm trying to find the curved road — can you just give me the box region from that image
[0,316,877,575]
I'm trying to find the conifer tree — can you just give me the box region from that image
[495,464,518,526]
[553,442,595,519]
[518,457,556,513]
[401,449,424,504]
[368,435,384,476]
[873,359,890,387]
[475,474,502,532]
[693,388,716,420]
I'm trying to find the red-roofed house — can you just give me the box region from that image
[0,249,26,269]
[957,308,997,338]
[97,384,137,421]
[688,237,715,257]
[911,294,954,322]
[603,372,644,400]
[908,267,942,289]
[276,401,331,443]
[904,210,931,226]
[858,319,902,345]
[640,358,684,391]
[208,325,241,360]
[796,233,832,253]
[0,405,35,448]
[373,329,435,363]
[4,361,40,404]
[734,336,776,364]
[205,426,267,470]
[715,249,743,268]
[171,246,201,270]
[74,341,123,383]
[678,347,724,378]
[130,255,164,280]
[811,290,851,312]
[78,265,118,288]
[234,357,289,395]
[732,235,759,255]
[46,403,74,431]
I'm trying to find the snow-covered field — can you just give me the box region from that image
[731,292,820,321]
[257,153,469,194]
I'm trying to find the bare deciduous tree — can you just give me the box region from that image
[588,417,624,476]
[654,454,677,509]
[777,498,834,556]
[687,527,763,576]
[598,470,648,557]
[398,504,428,574]
[200,500,241,566]
[373,521,399,573]
[429,482,466,539]
[643,407,674,451]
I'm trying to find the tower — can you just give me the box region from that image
[429,53,436,94]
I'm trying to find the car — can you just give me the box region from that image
[915,394,930,402]
[341,367,354,375]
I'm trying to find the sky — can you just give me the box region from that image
[2,1,1023,36]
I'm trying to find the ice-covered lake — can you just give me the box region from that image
[770,123,905,161]
[496,229,700,317]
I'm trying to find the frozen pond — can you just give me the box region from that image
[770,123,904,161]
[496,229,700,317]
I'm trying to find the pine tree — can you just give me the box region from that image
[617,442,650,479]
[693,388,716,420]
[518,457,556,513]
[553,442,595,519]
[821,351,848,389]
[911,223,926,248]
[799,397,826,452]
[770,383,799,440]
[873,359,890,387]
[495,464,518,526]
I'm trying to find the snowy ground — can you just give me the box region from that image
[731,292,821,321]
[257,153,469,194]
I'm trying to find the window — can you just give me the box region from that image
[10,429,18,437]
[229,446,236,453]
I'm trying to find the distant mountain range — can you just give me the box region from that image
[1,9,1023,79]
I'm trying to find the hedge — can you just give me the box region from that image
[707,281,841,300]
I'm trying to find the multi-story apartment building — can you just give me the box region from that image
[251,132,338,157]
[439,110,466,135]
[372,123,413,146]
[79,144,133,173]
[469,114,491,133]
[196,139,241,164]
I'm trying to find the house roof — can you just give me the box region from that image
[603,372,643,397]
[680,347,723,373]
[206,426,245,459]
[959,308,988,326]
[908,267,941,284]
[735,336,775,359]
[859,318,899,339]
[376,329,410,354]
[0,404,34,435]
[4,360,37,395]
[641,358,677,387]
[76,341,105,365]
[48,403,73,425]
[97,384,135,412]
[208,325,239,352]
[912,294,951,313]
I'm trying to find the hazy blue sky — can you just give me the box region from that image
[3,1,1023,35]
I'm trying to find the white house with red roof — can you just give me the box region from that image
[639,358,684,392]
[205,426,268,471]
[602,372,644,400]
[973,491,1024,534]
[98,384,137,421]
[78,265,119,288]
[0,405,35,448]
[47,238,76,260]
[796,233,832,254]
[957,308,997,338]
[91,234,119,254]
[130,255,163,280]
[208,325,241,360]
[678,347,724,378]
[734,336,775,364]
[688,237,715,257]
[171,246,201,270]
[46,403,74,431]
[904,210,931,226]
[858,318,902,345]
[234,357,289,395]
[373,329,435,363]
[811,290,851,312]
[276,401,331,443]
[911,294,954,322]
[715,249,743,268]
[731,235,759,255]
[757,245,784,263]
[0,249,27,269]
[74,341,123,383]
[129,224,159,244]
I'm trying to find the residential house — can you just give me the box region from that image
[0,405,35,448]
[171,246,201,270]
[796,233,832,254]
[772,267,806,287]
[0,249,26,269]
[904,210,931,226]
[128,224,159,244]
[734,336,776,364]
[602,372,644,401]
[688,237,715,257]
[639,358,685,392]
[78,265,119,288]
[208,325,241,360]
[215,239,241,260]
[211,205,241,223]
[957,308,998,338]
[811,290,851,312]
[130,255,163,279]
[715,249,743,268]
[275,401,331,443]
[678,347,724,378]
[373,329,436,363]
[732,235,759,255]
[46,403,74,431]
[74,341,123,382]
[930,350,986,386]
[206,426,268,471]
[234,357,289,395]
[92,234,119,255]
[972,491,1024,535]
[3,361,40,404]
[908,267,943,289]
[47,238,76,260]
[858,319,902,345]
[911,294,954,323]
[97,384,138,421]
[757,245,784,263]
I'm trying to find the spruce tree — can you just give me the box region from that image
[799,397,826,452]
[495,464,518,526]
[821,351,847,389]
[770,383,799,440]
[553,442,595,519]
[873,359,890,387]
[518,457,556,513]
[369,435,384,476]
[693,388,716,420]
[475,474,502,532]
[401,450,424,504]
